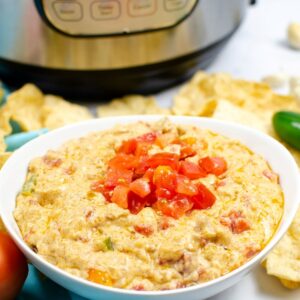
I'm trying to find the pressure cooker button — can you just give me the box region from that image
[128,0,157,17]
[164,0,188,11]
[53,1,83,21]
[91,0,121,20]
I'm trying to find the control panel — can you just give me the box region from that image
[39,0,198,36]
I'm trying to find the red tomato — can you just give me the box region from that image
[130,178,151,198]
[155,195,193,219]
[153,166,177,191]
[111,185,129,209]
[117,139,137,154]
[199,157,227,176]
[146,153,180,170]
[179,161,206,179]
[90,180,112,200]
[155,187,175,200]
[175,175,198,196]
[142,168,154,182]
[180,145,196,159]
[127,192,147,214]
[134,155,150,176]
[136,132,157,143]
[134,225,154,236]
[232,219,250,234]
[108,153,138,170]
[0,232,28,300]
[105,168,133,188]
[135,142,151,157]
[192,182,216,209]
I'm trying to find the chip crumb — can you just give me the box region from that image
[97,95,169,117]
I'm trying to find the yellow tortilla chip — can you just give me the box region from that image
[0,152,11,169]
[280,279,300,289]
[211,99,269,133]
[0,106,12,135]
[42,95,93,129]
[265,209,300,285]
[5,84,44,131]
[97,95,169,117]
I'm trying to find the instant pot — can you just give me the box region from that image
[0,0,254,99]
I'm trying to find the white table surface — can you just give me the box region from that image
[156,0,300,299]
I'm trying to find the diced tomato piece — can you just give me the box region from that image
[155,187,175,200]
[191,182,216,209]
[180,145,197,159]
[117,139,137,154]
[146,153,180,170]
[134,225,154,236]
[155,195,193,219]
[153,166,177,191]
[143,168,154,182]
[135,142,151,156]
[232,218,250,234]
[175,175,198,196]
[179,161,206,179]
[136,132,157,143]
[111,185,129,209]
[199,157,227,176]
[134,155,150,176]
[108,153,139,170]
[105,168,133,188]
[130,178,151,198]
[90,180,112,200]
[128,192,147,214]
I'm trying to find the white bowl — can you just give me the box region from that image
[1,115,299,300]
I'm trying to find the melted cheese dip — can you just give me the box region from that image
[14,119,283,291]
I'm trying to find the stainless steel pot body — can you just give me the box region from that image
[0,0,247,70]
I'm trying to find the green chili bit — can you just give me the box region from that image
[103,237,114,251]
[21,175,37,196]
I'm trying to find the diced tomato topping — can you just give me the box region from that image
[105,168,133,188]
[153,166,177,191]
[155,187,175,200]
[130,178,151,198]
[175,175,198,196]
[136,132,158,143]
[127,192,147,214]
[146,153,180,170]
[179,161,206,179]
[117,139,137,154]
[155,195,193,219]
[90,131,220,218]
[88,269,113,286]
[108,153,139,170]
[180,145,196,159]
[134,225,154,236]
[199,157,227,176]
[191,182,216,209]
[111,185,129,209]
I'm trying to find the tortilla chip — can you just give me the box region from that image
[97,95,169,117]
[42,95,93,129]
[0,106,12,135]
[211,99,269,133]
[0,152,11,169]
[280,279,300,289]
[265,209,300,285]
[5,84,44,131]
[172,72,300,118]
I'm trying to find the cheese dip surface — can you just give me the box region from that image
[14,119,283,291]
